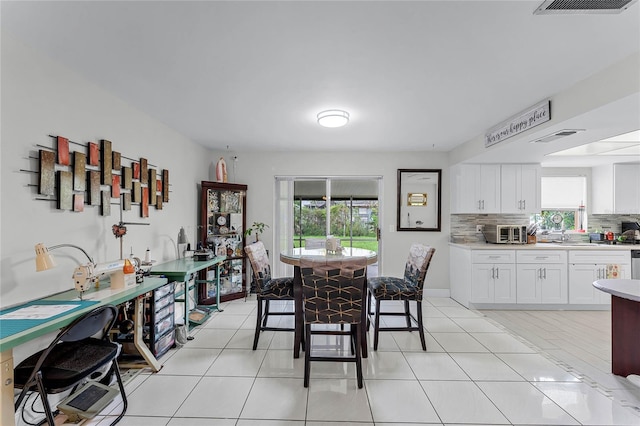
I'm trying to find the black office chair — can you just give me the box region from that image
[301,256,367,388]
[13,304,127,425]
[367,244,435,351]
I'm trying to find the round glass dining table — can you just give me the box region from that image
[279,247,378,358]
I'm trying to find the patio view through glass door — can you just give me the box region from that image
[274,177,381,278]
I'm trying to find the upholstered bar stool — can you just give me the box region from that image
[367,244,435,351]
[245,241,295,350]
[300,256,368,388]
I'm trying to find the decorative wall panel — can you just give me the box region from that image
[29,134,171,219]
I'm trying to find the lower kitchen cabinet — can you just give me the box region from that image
[568,251,631,305]
[516,251,567,304]
[450,245,632,309]
[471,251,516,304]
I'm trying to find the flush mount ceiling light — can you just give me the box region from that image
[317,110,350,128]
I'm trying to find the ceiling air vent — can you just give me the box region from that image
[530,129,584,143]
[534,0,637,14]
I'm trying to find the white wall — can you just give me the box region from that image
[209,150,451,293]
[1,33,212,308]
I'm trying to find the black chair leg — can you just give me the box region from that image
[35,372,56,426]
[262,300,270,327]
[366,290,372,331]
[404,300,411,329]
[373,299,381,350]
[253,298,263,350]
[416,301,427,351]
[110,359,128,425]
[355,324,363,389]
[304,324,311,388]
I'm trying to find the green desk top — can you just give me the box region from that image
[0,276,168,352]
[150,257,226,279]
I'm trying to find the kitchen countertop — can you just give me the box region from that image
[449,242,639,250]
[593,279,640,302]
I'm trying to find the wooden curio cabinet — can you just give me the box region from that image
[199,181,247,303]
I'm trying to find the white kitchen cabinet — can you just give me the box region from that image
[451,164,501,213]
[501,164,541,213]
[592,163,640,214]
[614,163,640,214]
[471,251,516,303]
[568,250,631,304]
[516,251,567,304]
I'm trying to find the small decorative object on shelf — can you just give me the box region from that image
[215,157,228,183]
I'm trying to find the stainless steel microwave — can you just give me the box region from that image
[484,225,527,244]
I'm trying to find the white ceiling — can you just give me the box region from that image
[2,1,639,165]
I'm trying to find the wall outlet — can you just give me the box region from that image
[476,225,484,233]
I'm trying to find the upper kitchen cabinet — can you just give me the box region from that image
[501,164,541,214]
[450,164,501,214]
[592,163,640,214]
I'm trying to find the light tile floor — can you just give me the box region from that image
[68,297,640,425]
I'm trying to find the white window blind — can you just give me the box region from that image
[541,176,586,209]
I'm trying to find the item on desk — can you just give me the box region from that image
[74,259,125,293]
[145,247,151,263]
[194,248,214,261]
[111,258,137,289]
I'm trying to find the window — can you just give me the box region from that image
[532,176,587,231]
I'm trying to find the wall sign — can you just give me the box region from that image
[485,100,551,147]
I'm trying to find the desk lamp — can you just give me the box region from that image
[34,243,124,295]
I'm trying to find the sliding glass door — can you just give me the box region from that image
[275,176,382,278]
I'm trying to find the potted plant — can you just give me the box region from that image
[244,221,269,242]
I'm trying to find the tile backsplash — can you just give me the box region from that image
[450,214,530,243]
[589,214,639,233]
[450,213,640,243]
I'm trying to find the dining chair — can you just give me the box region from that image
[245,241,295,350]
[13,304,127,425]
[367,244,435,351]
[300,256,368,388]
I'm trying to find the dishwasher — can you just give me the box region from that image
[632,250,640,280]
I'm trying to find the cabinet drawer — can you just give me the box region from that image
[568,250,630,264]
[154,281,176,301]
[153,329,175,357]
[471,250,515,263]
[517,251,567,264]
[155,315,175,339]
[154,293,174,311]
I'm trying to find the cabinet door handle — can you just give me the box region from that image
[491,267,495,279]
[478,200,481,210]
[518,200,522,210]
[543,268,547,280]
[496,268,499,279]
[538,268,542,279]
[523,200,526,210]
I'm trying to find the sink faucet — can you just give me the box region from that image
[561,230,569,242]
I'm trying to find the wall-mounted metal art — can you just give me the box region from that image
[27,134,171,219]
[39,150,55,196]
[57,136,70,166]
[73,152,86,191]
[57,171,73,210]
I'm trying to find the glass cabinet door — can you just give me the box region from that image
[200,181,247,303]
